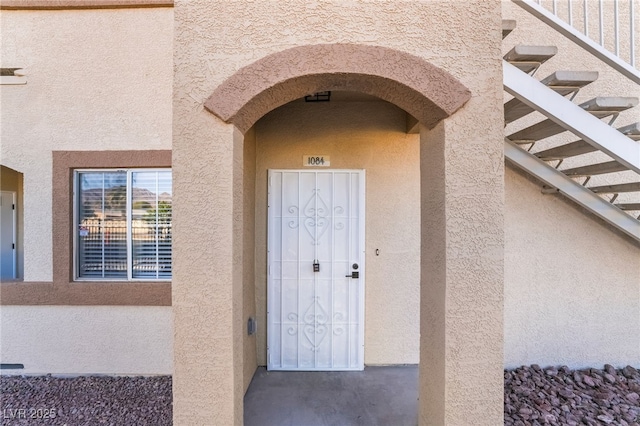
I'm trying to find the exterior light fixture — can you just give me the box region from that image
[304,91,331,102]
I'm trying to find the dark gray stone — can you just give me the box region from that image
[505,364,640,426]
[623,366,639,379]
[0,375,172,425]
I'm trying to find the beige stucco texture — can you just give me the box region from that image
[418,70,505,424]
[205,43,471,134]
[0,7,173,281]
[502,1,640,369]
[505,169,640,369]
[174,0,504,424]
[0,306,172,375]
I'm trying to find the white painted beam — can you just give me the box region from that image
[504,139,640,242]
[503,61,640,174]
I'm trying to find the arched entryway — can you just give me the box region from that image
[203,43,470,133]
[172,42,504,425]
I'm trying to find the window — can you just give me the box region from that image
[75,169,172,280]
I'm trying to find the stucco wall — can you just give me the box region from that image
[0,0,636,382]
[0,7,173,281]
[0,306,172,375]
[172,1,505,423]
[253,98,421,366]
[250,97,640,369]
[502,0,640,368]
[504,167,640,369]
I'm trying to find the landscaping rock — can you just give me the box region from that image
[505,365,640,426]
[0,375,171,425]
[2,364,639,425]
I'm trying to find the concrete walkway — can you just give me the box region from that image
[244,366,419,426]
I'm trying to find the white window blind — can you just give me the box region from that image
[76,169,172,280]
[131,171,172,279]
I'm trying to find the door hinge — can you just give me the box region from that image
[12,204,15,210]
[12,243,15,249]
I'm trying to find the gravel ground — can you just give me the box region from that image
[0,375,171,426]
[505,365,640,425]
[1,365,639,425]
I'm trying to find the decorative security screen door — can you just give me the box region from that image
[267,170,365,371]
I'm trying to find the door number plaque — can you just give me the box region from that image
[303,155,330,167]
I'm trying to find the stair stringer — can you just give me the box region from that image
[503,61,640,242]
[504,138,640,241]
[504,61,639,172]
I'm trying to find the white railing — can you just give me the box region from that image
[532,0,636,68]
[514,0,640,84]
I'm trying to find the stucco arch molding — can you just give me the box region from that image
[204,44,471,134]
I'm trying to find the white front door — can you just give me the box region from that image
[0,191,16,280]
[267,170,365,371]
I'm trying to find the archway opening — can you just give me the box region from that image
[239,91,422,424]
[205,44,471,398]
[204,43,470,134]
[173,42,507,426]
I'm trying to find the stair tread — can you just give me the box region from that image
[579,97,639,117]
[502,19,516,39]
[590,182,640,193]
[561,161,627,177]
[617,122,640,140]
[504,45,558,62]
[508,120,571,142]
[504,71,598,124]
[504,99,536,125]
[504,45,558,74]
[535,123,637,160]
[508,97,638,142]
[539,71,599,89]
[615,203,640,211]
[535,140,594,160]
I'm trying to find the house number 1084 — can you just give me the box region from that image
[303,155,330,167]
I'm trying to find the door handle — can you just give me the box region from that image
[346,263,359,278]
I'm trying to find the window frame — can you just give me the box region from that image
[73,167,172,282]
[1,150,172,306]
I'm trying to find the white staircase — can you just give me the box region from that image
[502,20,640,242]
